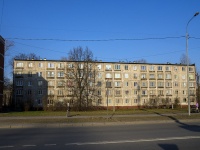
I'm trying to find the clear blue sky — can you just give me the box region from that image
[0,0,200,77]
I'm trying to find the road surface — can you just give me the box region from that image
[0,121,200,150]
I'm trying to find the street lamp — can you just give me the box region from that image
[186,12,199,116]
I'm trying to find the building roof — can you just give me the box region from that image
[14,59,195,66]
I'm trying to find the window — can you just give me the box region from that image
[28,72,32,77]
[38,81,43,86]
[79,64,84,69]
[149,74,155,79]
[125,99,129,103]
[157,82,164,87]
[27,90,32,95]
[47,71,55,77]
[97,81,102,87]
[125,65,128,70]
[115,90,121,96]
[57,81,64,87]
[68,64,73,68]
[106,81,112,88]
[189,67,193,72]
[57,72,64,77]
[149,66,154,71]
[16,72,22,76]
[141,74,146,79]
[174,82,179,87]
[37,72,42,77]
[158,90,163,95]
[175,90,178,95]
[124,73,129,78]
[48,90,54,95]
[48,81,54,86]
[106,65,112,70]
[134,90,138,95]
[125,82,129,87]
[16,90,23,95]
[134,82,138,87]
[133,66,137,71]
[174,66,178,71]
[134,99,138,103]
[182,82,186,87]
[97,90,101,96]
[125,90,129,95]
[149,90,156,95]
[98,72,102,79]
[97,64,101,70]
[166,66,171,71]
[182,75,186,80]
[182,67,185,71]
[141,82,147,87]
[16,62,23,67]
[149,82,155,87]
[16,80,23,86]
[106,73,112,78]
[158,74,163,79]
[166,82,172,87]
[157,66,162,71]
[116,99,120,104]
[189,74,194,80]
[174,75,178,79]
[28,63,33,68]
[58,90,63,95]
[133,73,137,79]
[58,63,64,68]
[115,73,121,79]
[166,74,171,79]
[166,89,172,95]
[114,64,121,70]
[189,82,194,87]
[141,66,146,71]
[48,63,54,68]
[38,63,43,68]
[28,81,32,86]
[115,81,121,87]
[142,90,147,95]
[38,90,43,95]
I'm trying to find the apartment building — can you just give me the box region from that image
[0,36,5,111]
[13,59,197,109]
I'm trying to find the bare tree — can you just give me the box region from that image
[9,53,40,67]
[66,47,98,111]
[5,40,14,52]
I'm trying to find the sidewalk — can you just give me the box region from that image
[0,113,200,128]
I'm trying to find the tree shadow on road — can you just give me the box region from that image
[158,143,179,150]
[153,112,200,132]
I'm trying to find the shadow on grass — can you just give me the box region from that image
[153,112,200,132]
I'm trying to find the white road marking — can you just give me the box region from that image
[0,146,14,149]
[65,136,200,146]
[44,144,57,146]
[22,145,36,147]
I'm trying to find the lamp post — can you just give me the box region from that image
[186,12,199,116]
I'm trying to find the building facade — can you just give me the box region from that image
[0,36,5,111]
[13,59,197,109]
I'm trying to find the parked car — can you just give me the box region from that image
[190,105,199,113]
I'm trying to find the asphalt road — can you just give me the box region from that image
[0,121,200,150]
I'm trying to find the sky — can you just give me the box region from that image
[0,0,200,78]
